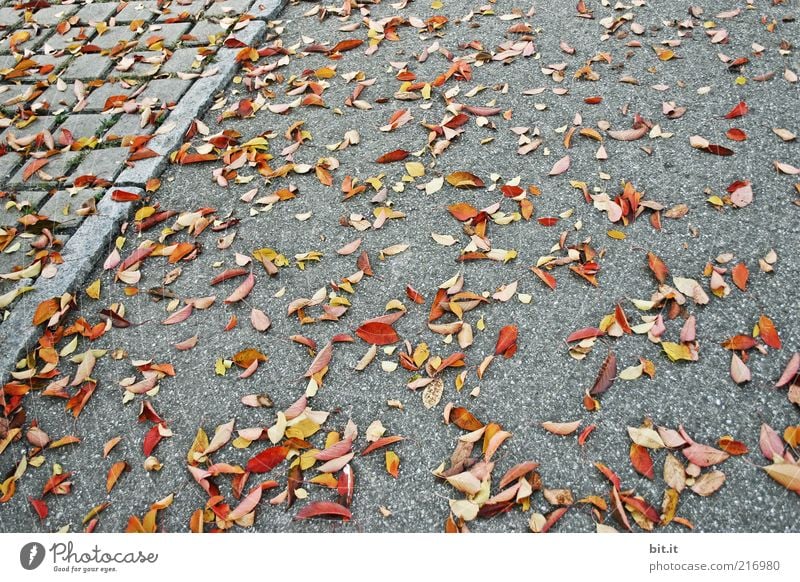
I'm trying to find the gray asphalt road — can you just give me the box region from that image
[1,0,799,533]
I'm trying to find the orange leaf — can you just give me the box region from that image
[33,298,59,326]
[731,262,749,291]
[630,443,654,479]
[106,461,129,493]
[22,158,49,181]
[646,251,669,284]
[758,315,782,349]
[447,202,478,221]
[450,407,483,431]
[385,451,400,478]
[361,435,405,456]
[329,39,363,54]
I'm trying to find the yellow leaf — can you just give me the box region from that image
[662,342,693,362]
[607,229,626,240]
[85,279,101,300]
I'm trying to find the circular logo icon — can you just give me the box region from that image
[20,542,46,570]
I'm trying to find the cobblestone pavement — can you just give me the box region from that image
[0,0,799,535]
[0,0,272,306]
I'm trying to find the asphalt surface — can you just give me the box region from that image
[1,0,799,533]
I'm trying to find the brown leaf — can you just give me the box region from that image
[446,172,484,188]
[450,407,483,431]
[589,352,617,395]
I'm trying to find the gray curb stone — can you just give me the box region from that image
[0,190,137,379]
[0,0,288,380]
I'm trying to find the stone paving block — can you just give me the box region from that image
[114,50,166,77]
[139,22,191,49]
[54,113,111,141]
[82,81,141,113]
[23,54,70,80]
[160,46,211,74]
[91,25,138,50]
[61,53,113,81]
[104,112,153,143]
[157,0,209,22]
[37,188,99,228]
[42,25,98,52]
[34,82,79,112]
[70,147,130,182]
[30,4,78,27]
[115,1,161,23]
[75,2,118,25]
[139,77,191,105]
[0,53,15,69]
[0,152,21,181]
[0,7,21,27]
[0,27,48,54]
[0,82,33,107]
[0,190,48,227]
[9,151,83,187]
[206,0,251,18]
[0,115,57,147]
[185,19,228,45]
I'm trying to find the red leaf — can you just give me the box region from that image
[29,497,48,520]
[375,149,409,163]
[705,144,734,156]
[111,189,141,202]
[494,325,518,358]
[531,267,557,290]
[723,101,748,119]
[142,424,164,457]
[355,321,399,345]
[246,446,289,473]
[726,128,747,141]
[566,327,604,343]
[294,501,352,521]
[405,285,425,304]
